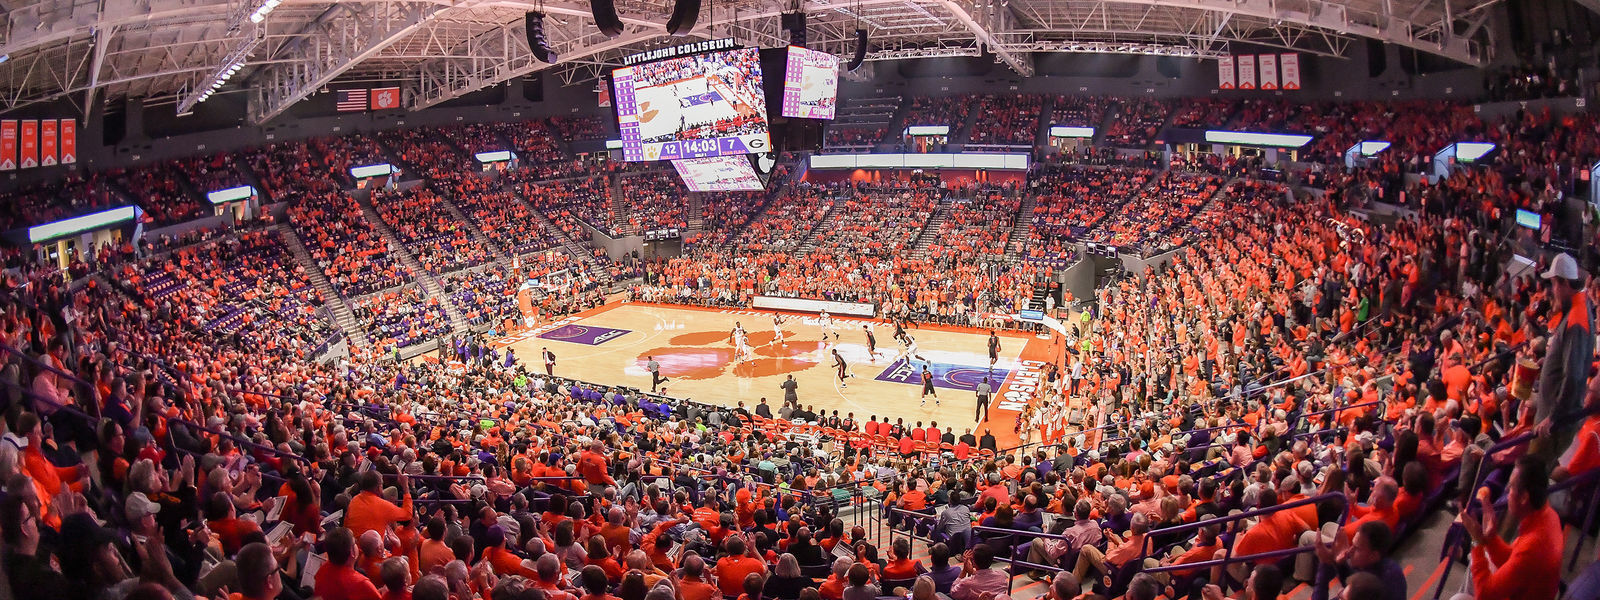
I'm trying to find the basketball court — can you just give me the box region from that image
[489,302,1060,446]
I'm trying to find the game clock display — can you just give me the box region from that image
[613,47,771,162]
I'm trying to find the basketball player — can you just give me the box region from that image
[832,349,850,388]
[732,322,750,362]
[919,365,938,405]
[772,313,787,346]
[892,316,911,346]
[542,347,556,377]
[987,330,1002,371]
[819,311,838,342]
[906,335,928,365]
[863,324,879,361]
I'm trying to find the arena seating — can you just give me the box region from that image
[965,95,1044,147]
[616,169,688,234]
[286,187,415,297]
[1025,163,1154,262]
[380,127,474,180]
[1049,95,1109,128]
[902,95,973,131]
[438,173,559,256]
[350,283,452,349]
[106,160,207,225]
[1084,171,1220,254]
[806,183,938,258]
[171,153,247,196]
[826,96,903,150]
[9,91,1600,600]
[315,133,391,185]
[727,184,838,252]
[1102,97,1170,148]
[923,185,1022,261]
[238,140,340,203]
[550,115,607,140]
[371,186,494,275]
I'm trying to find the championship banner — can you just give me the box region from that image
[1279,53,1302,90]
[40,119,58,166]
[0,120,15,171]
[1218,55,1236,90]
[19,120,38,169]
[1258,54,1279,90]
[59,119,77,164]
[1237,55,1257,90]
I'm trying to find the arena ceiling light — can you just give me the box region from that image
[248,0,282,24]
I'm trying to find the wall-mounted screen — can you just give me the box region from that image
[1516,209,1541,230]
[613,47,770,162]
[781,46,838,119]
[671,155,765,191]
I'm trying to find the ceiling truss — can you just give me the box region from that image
[0,0,1503,119]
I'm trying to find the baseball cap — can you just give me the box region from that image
[1542,252,1581,281]
[125,491,162,522]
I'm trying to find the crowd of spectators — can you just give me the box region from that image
[1050,95,1109,129]
[441,265,523,330]
[114,225,337,357]
[316,134,393,186]
[902,96,973,130]
[922,184,1022,261]
[372,187,495,276]
[287,188,414,297]
[7,96,1600,600]
[107,161,207,225]
[804,182,938,259]
[239,140,340,204]
[1025,164,1153,262]
[616,171,688,234]
[1084,171,1220,255]
[381,128,474,180]
[172,154,247,196]
[966,95,1045,147]
[1102,98,1170,149]
[728,186,837,253]
[551,116,607,140]
[825,127,886,149]
[0,172,120,231]
[440,174,559,257]
[351,283,453,349]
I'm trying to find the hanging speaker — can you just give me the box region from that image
[525,12,557,64]
[781,12,807,47]
[847,29,868,71]
[667,0,701,36]
[590,0,624,37]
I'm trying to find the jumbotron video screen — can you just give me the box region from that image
[613,47,771,162]
[671,155,765,191]
[781,46,839,119]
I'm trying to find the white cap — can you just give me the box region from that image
[1543,252,1582,281]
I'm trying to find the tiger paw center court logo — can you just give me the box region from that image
[634,326,827,381]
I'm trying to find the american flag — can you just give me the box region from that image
[335,89,368,112]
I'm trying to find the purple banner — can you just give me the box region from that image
[538,324,632,346]
[872,358,1010,391]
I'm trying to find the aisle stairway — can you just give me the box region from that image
[354,194,470,336]
[430,181,512,264]
[1004,193,1038,259]
[909,192,955,258]
[275,224,369,348]
[1034,95,1057,148]
[794,198,840,253]
[609,173,628,235]
[687,193,704,234]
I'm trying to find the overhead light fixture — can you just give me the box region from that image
[248,0,282,23]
